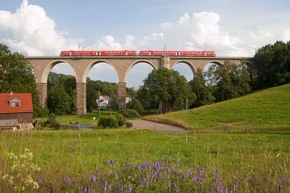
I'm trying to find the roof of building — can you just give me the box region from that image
[0,93,33,114]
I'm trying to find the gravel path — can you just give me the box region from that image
[128,120,191,133]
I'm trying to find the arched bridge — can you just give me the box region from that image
[27,56,252,115]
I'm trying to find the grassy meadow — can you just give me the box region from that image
[0,84,290,192]
[144,83,290,132]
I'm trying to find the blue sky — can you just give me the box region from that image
[1,0,290,87]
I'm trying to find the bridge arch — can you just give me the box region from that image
[124,60,157,84]
[171,60,196,80]
[83,60,119,83]
[42,60,77,83]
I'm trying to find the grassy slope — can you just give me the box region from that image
[144,83,290,132]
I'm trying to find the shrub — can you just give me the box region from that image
[41,113,57,128]
[98,116,118,128]
[115,114,127,127]
[127,99,144,114]
[125,121,133,128]
[122,109,140,119]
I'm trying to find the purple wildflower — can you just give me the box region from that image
[140,178,147,186]
[120,185,125,193]
[64,176,70,184]
[278,184,282,193]
[173,183,179,193]
[103,181,108,192]
[91,175,97,183]
[128,184,132,192]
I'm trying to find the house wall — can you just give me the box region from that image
[0,113,33,123]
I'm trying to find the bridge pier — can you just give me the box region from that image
[118,82,126,112]
[37,83,47,108]
[76,82,87,115]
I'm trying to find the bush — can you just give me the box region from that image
[127,99,144,114]
[33,105,49,117]
[125,121,133,128]
[122,109,140,119]
[98,116,118,128]
[115,114,127,127]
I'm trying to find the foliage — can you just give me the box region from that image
[0,44,42,117]
[98,116,118,128]
[41,113,60,129]
[114,113,126,127]
[125,121,133,128]
[253,40,290,88]
[86,78,98,112]
[122,109,140,119]
[136,86,159,114]
[143,68,194,114]
[47,85,72,115]
[47,72,76,114]
[189,68,214,107]
[127,98,144,114]
[205,61,251,102]
[33,105,49,118]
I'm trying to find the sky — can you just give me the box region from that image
[1,0,290,87]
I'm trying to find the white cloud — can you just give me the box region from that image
[282,30,290,42]
[0,0,81,56]
[1,1,289,58]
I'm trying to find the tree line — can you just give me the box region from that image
[0,40,289,116]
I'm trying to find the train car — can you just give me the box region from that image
[98,50,137,56]
[60,50,97,56]
[60,50,71,56]
[178,51,216,57]
[204,51,216,57]
[139,50,178,56]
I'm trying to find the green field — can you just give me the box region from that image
[0,84,290,192]
[0,130,289,192]
[144,83,290,132]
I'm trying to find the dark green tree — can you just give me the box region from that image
[47,86,71,115]
[127,98,144,114]
[253,40,290,88]
[189,68,215,107]
[143,68,194,114]
[86,78,98,112]
[136,86,158,114]
[205,61,251,102]
[0,44,44,117]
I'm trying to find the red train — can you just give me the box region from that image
[60,50,216,57]
[60,50,137,56]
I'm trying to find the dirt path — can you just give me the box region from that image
[128,120,191,133]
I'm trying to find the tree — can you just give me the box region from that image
[205,61,251,102]
[0,44,44,117]
[189,68,215,107]
[127,98,144,114]
[253,40,290,88]
[143,68,194,114]
[86,78,98,112]
[47,86,71,115]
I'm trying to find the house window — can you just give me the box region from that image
[9,98,21,107]
[11,102,20,107]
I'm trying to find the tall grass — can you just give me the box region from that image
[0,130,289,192]
[144,83,290,132]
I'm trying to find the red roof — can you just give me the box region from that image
[0,93,33,114]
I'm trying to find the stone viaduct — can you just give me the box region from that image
[26,56,252,115]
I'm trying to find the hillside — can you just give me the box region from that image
[144,83,290,132]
